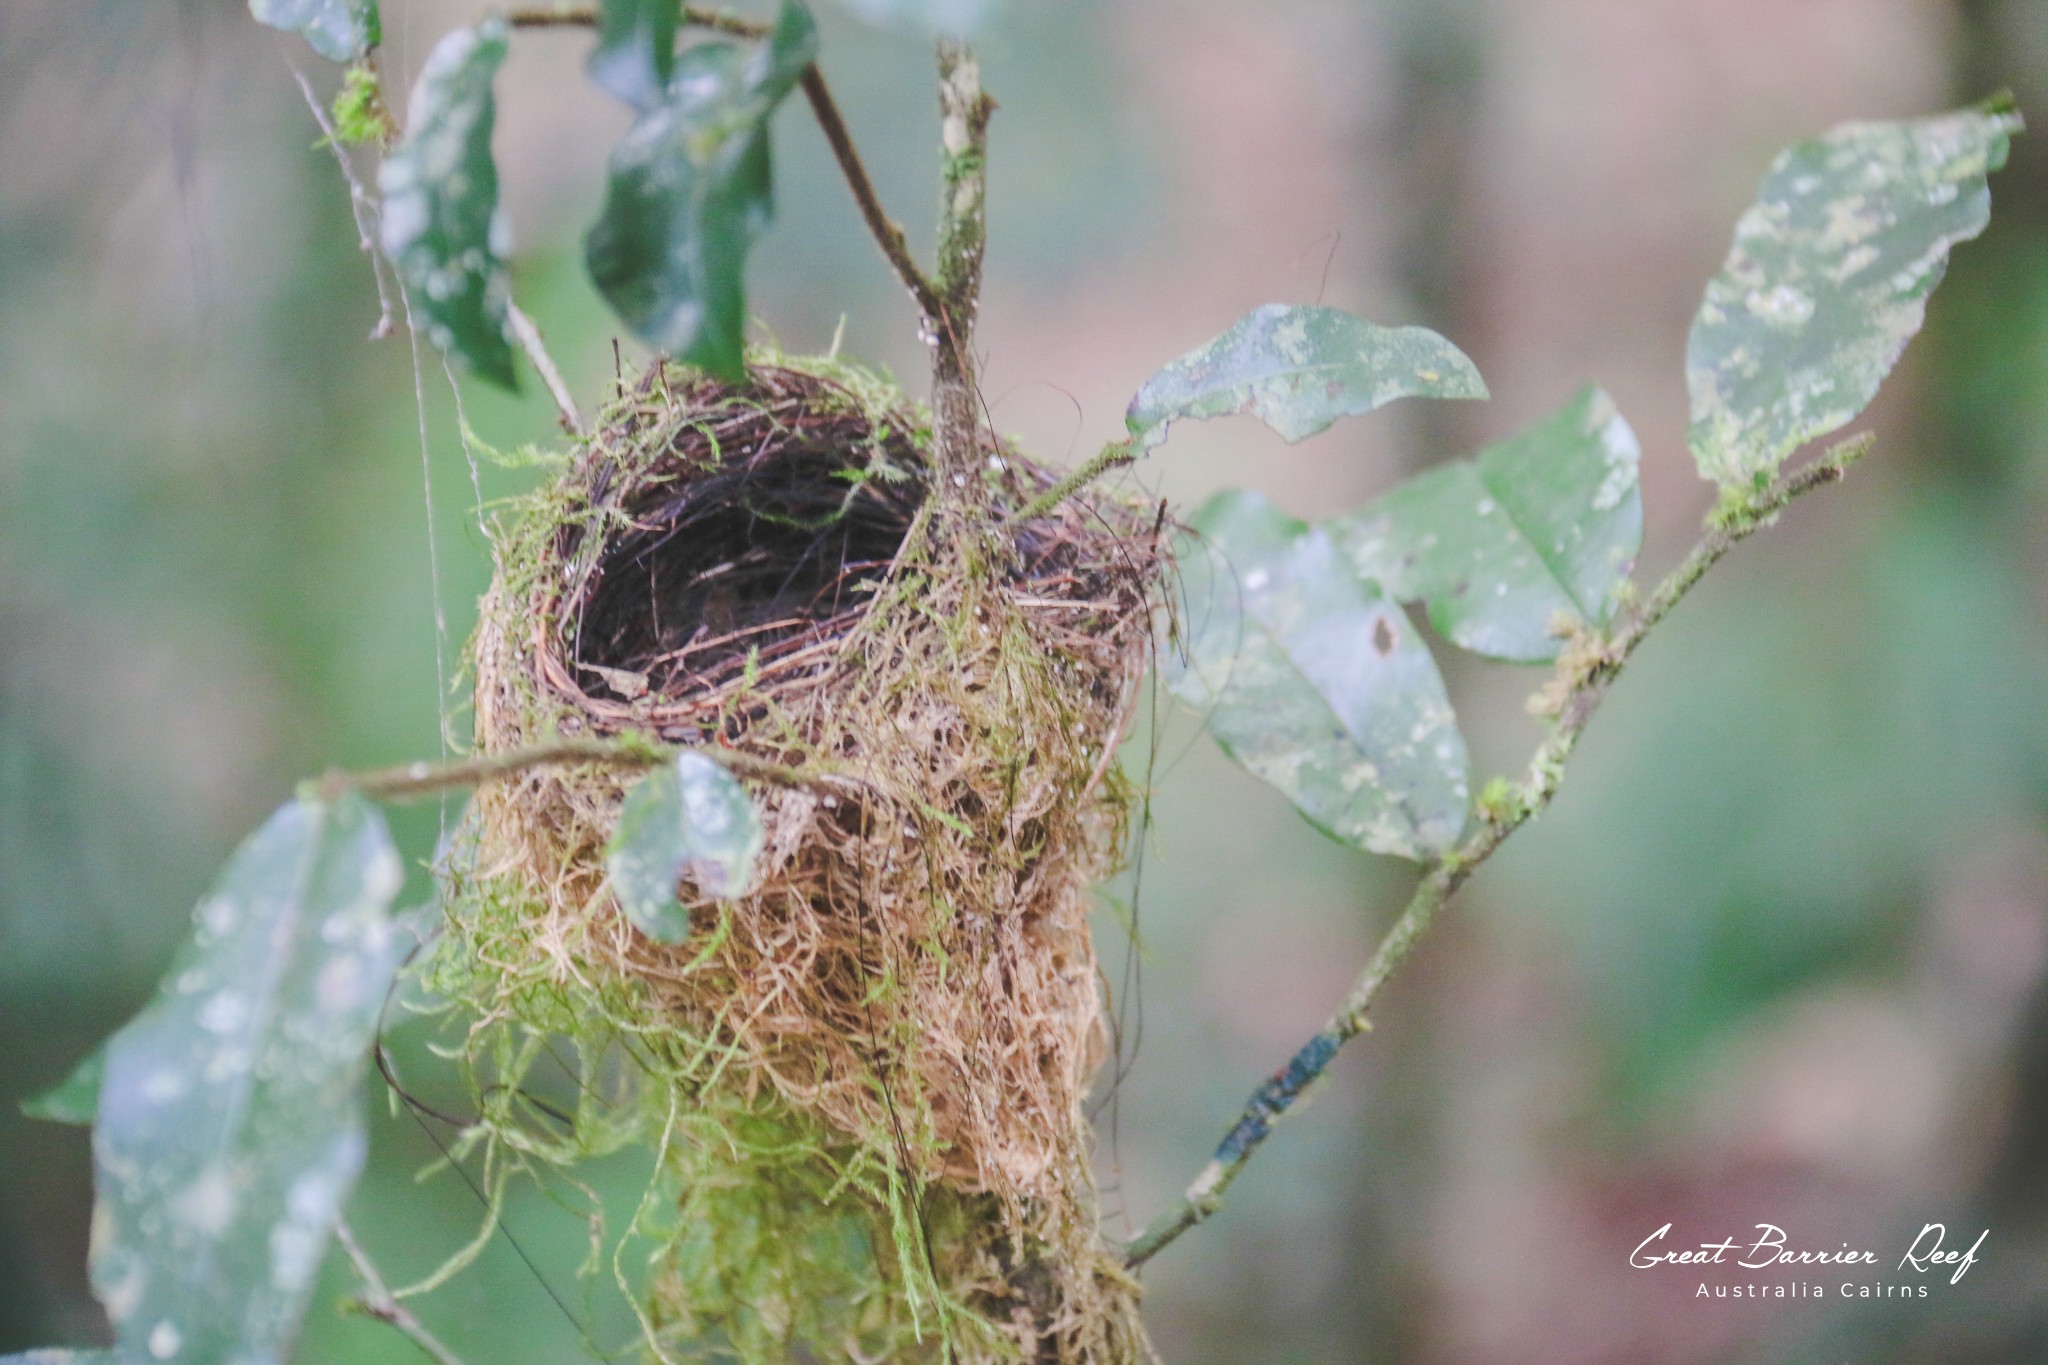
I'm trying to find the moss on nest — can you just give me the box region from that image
[431,352,1163,1362]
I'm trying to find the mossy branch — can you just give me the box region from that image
[928,41,995,519]
[1010,440,1136,523]
[312,736,821,803]
[1122,432,1875,1269]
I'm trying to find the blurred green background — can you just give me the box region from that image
[5,0,2048,1360]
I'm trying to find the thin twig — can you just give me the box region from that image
[800,67,946,321]
[313,736,824,803]
[506,4,943,318]
[1123,433,1876,1269]
[511,4,766,37]
[506,302,587,434]
[335,1219,467,1365]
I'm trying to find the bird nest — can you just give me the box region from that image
[435,355,1163,1363]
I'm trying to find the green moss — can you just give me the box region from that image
[1475,775,1519,824]
[428,351,1154,1363]
[329,64,394,149]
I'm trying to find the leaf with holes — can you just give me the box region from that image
[1688,98,2022,490]
[249,0,378,62]
[88,793,404,1365]
[1166,490,1470,860]
[378,19,519,389]
[608,752,767,942]
[586,0,818,382]
[1127,304,1487,454]
[589,0,682,112]
[1331,385,1643,663]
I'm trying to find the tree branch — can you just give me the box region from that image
[928,40,995,518]
[800,67,946,322]
[336,1219,467,1365]
[511,4,766,37]
[507,5,944,322]
[506,4,600,27]
[312,736,822,804]
[1122,433,1875,1269]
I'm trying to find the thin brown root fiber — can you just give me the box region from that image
[439,354,1163,1362]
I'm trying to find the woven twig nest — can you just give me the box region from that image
[444,355,1161,1362]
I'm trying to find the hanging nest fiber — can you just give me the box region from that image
[438,353,1164,1362]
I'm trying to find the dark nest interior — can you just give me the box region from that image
[446,356,1168,1363]
[568,380,927,704]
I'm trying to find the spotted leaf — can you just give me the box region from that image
[1688,98,2022,489]
[378,19,519,389]
[1332,385,1643,662]
[88,793,404,1365]
[588,0,682,112]
[1127,304,1486,454]
[607,751,766,942]
[1166,490,1470,860]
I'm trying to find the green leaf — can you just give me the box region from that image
[250,0,378,62]
[89,793,404,1365]
[832,0,1004,34]
[607,752,766,942]
[1166,491,1470,860]
[21,1045,105,1125]
[378,19,519,390]
[1126,304,1487,454]
[1331,385,1643,662]
[589,0,682,112]
[1687,98,2023,489]
[585,0,819,382]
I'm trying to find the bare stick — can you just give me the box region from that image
[512,4,763,37]
[335,1220,466,1365]
[800,67,946,322]
[506,302,587,434]
[1123,434,1875,1269]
